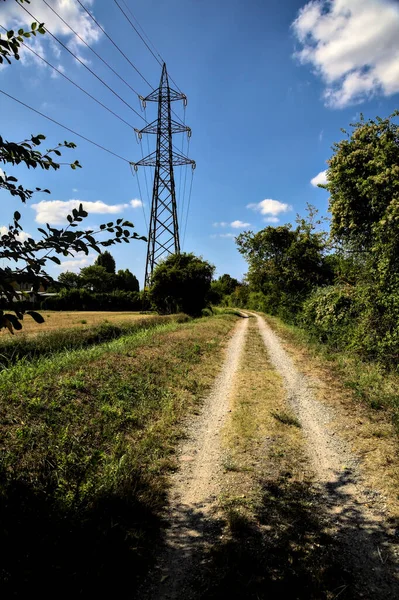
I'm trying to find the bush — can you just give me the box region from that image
[301,285,361,349]
[301,283,399,367]
[149,253,214,317]
[41,289,143,311]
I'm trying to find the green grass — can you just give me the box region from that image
[0,313,238,597]
[0,314,187,370]
[271,410,301,428]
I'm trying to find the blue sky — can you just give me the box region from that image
[1,0,399,285]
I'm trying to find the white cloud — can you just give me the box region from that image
[210,232,236,239]
[247,199,292,216]
[31,199,128,224]
[213,220,250,229]
[58,254,96,273]
[311,169,328,187]
[292,0,399,108]
[130,199,143,208]
[1,0,101,66]
[264,217,280,223]
[230,220,250,229]
[0,226,32,241]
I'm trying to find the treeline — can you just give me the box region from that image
[231,113,399,369]
[44,250,143,311]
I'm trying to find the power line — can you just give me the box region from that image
[113,0,185,124]
[0,25,136,132]
[120,0,164,63]
[130,163,148,230]
[118,0,183,95]
[40,0,143,97]
[113,0,162,67]
[17,1,146,123]
[74,0,153,89]
[0,89,131,163]
[183,168,195,249]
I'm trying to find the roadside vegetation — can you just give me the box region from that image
[0,314,178,369]
[225,113,399,369]
[0,313,238,596]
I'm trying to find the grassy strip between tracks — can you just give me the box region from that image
[193,316,352,599]
[0,313,238,597]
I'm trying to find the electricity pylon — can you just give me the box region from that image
[133,63,195,288]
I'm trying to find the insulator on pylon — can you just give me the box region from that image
[139,95,146,110]
[192,162,196,170]
[187,128,192,139]
[183,95,187,107]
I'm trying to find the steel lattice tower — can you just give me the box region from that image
[133,63,195,288]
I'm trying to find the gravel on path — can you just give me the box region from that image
[256,313,399,599]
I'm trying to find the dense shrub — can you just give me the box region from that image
[41,289,143,311]
[150,253,214,317]
[301,285,361,348]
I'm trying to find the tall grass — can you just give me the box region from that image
[0,314,188,370]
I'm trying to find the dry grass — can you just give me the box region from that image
[0,310,152,337]
[263,314,399,518]
[0,314,238,596]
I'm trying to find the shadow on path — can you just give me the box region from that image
[146,470,399,599]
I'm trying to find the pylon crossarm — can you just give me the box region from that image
[143,87,185,103]
[136,120,189,135]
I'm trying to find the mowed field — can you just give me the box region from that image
[0,310,154,337]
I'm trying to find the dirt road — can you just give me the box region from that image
[256,314,399,598]
[140,313,399,599]
[140,316,249,598]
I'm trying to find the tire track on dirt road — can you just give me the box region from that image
[255,312,399,599]
[139,316,249,599]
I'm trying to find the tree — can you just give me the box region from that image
[326,112,399,363]
[79,265,114,293]
[209,273,239,304]
[116,269,139,292]
[328,112,399,254]
[328,112,399,288]
[95,251,116,274]
[58,271,81,289]
[0,15,145,332]
[149,253,215,316]
[236,206,332,317]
